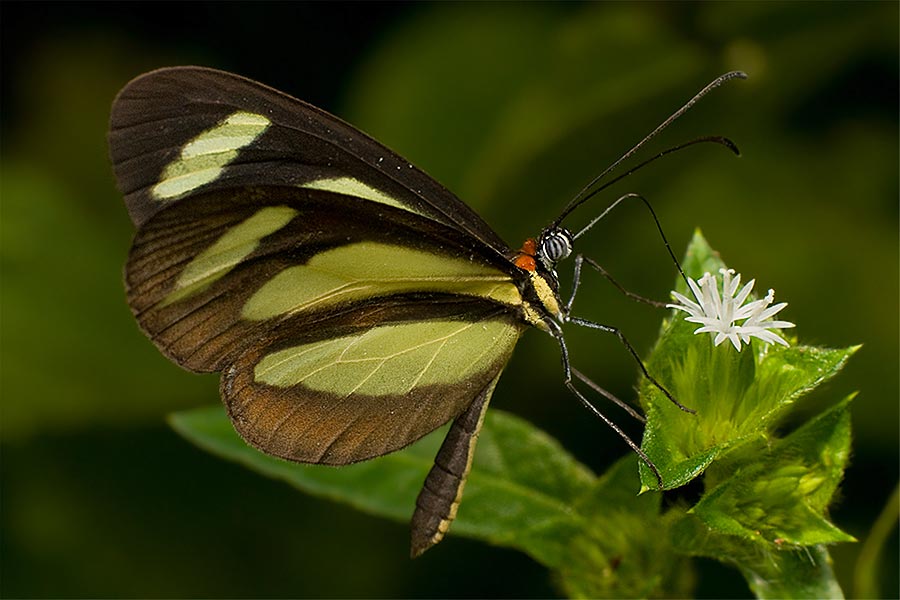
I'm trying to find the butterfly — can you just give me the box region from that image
[108,67,743,557]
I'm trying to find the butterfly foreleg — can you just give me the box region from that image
[564,191,689,316]
[567,254,669,313]
[547,320,663,487]
[567,316,694,414]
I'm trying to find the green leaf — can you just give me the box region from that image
[673,516,846,599]
[677,229,727,290]
[558,457,693,599]
[669,398,855,598]
[172,406,701,597]
[638,231,859,490]
[743,545,845,600]
[685,528,846,600]
[169,405,595,568]
[690,396,855,546]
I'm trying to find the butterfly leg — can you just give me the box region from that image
[566,191,690,314]
[567,316,695,414]
[571,367,645,423]
[571,254,669,309]
[547,320,663,487]
[562,253,585,316]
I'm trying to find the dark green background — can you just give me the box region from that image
[2,2,897,597]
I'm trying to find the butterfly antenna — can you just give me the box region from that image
[554,71,747,227]
[577,192,691,290]
[571,136,738,240]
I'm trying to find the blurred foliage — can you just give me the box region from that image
[1,1,897,598]
[174,405,696,598]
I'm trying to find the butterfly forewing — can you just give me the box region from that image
[109,66,510,259]
[125,185,521,372]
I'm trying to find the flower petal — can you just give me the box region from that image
[668,268,793,351]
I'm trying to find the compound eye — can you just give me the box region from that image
[540,229,573,263]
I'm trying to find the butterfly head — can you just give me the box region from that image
[537,227,573,270]
[512,227,573,277]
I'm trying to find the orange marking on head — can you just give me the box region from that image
[520,238,537,255]
[514,254,536,271]
[514,238,538,271]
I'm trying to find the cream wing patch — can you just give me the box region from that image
[152,111,271,200]
[242,242,522,320]
[254,319,520,396]
[161,205,297,306]
[298,176,424,216]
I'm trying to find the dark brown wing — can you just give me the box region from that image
[109,66,510,259]
[221,299,521,465]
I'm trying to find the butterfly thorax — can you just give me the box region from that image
[511,227,573,332]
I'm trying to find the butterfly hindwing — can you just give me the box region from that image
[223,299,521,464]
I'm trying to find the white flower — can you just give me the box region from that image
[667,268,795,351]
